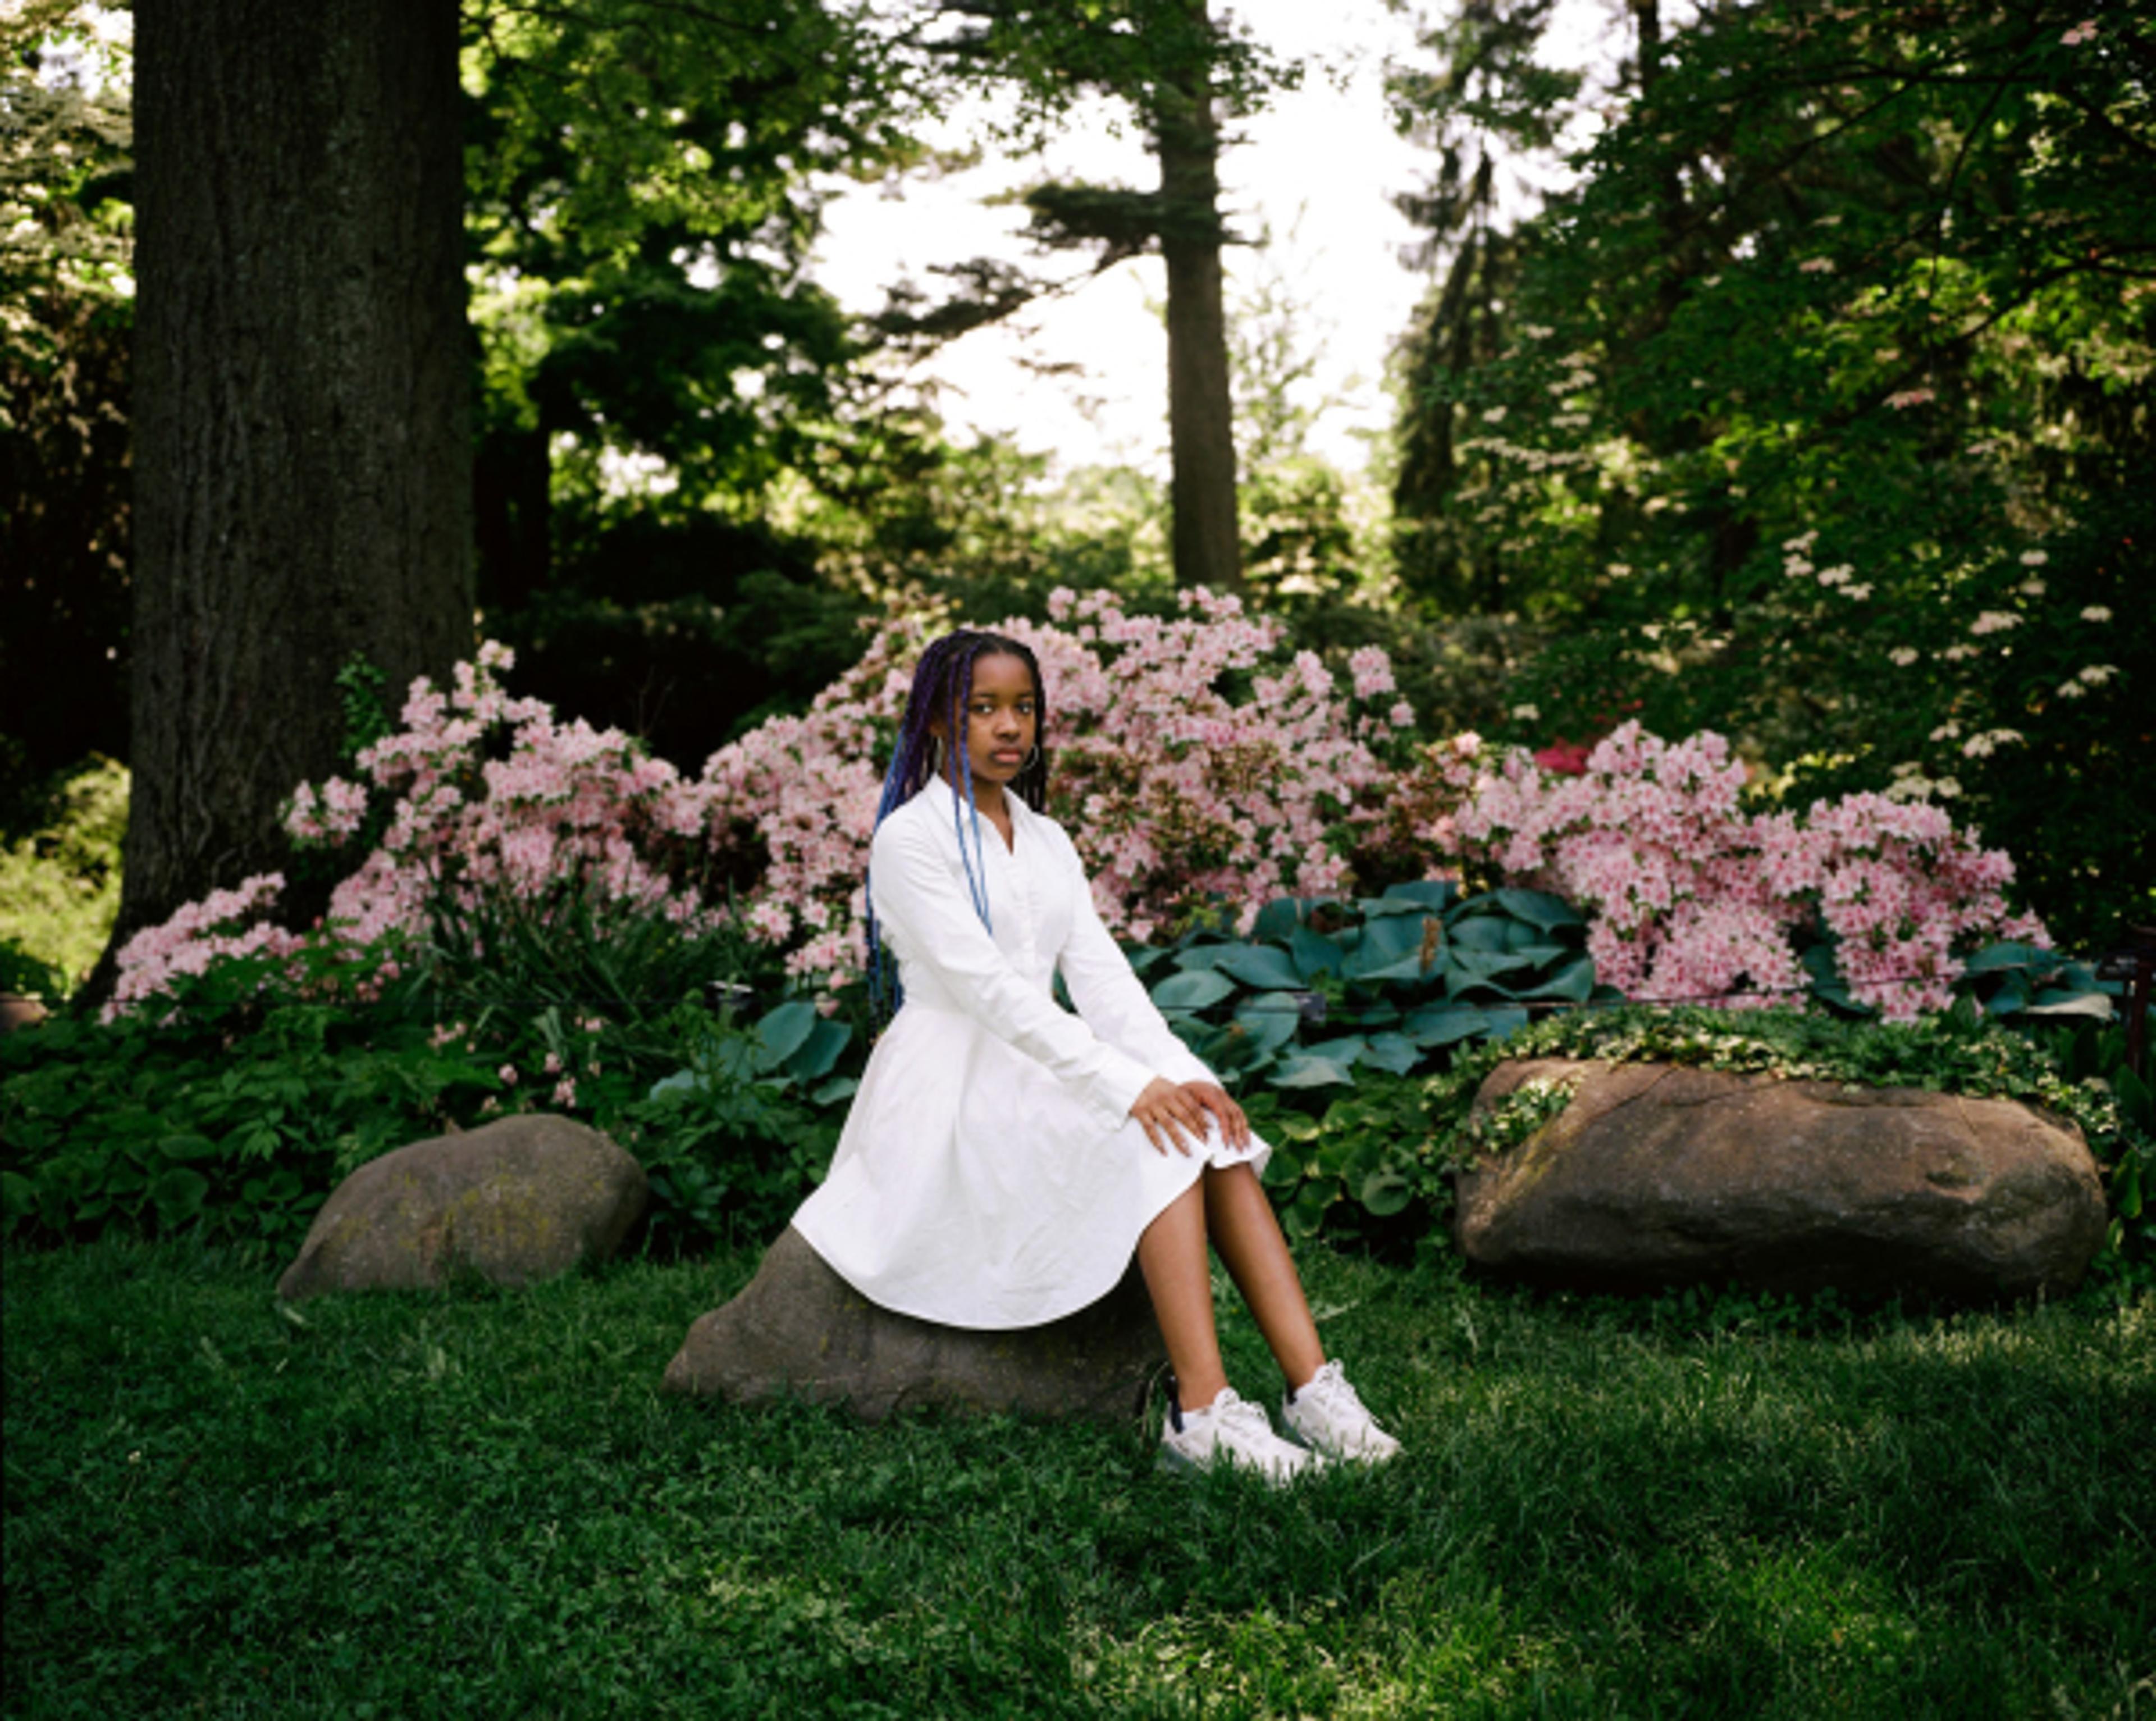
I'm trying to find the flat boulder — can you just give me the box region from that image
[1454,1058,2108,1299]
[277,1115,647,1300]
[664,1226,1163,1425]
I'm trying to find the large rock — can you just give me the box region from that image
[664,1226,1164,1425]
[1,994,48,1033]
[1454,1058,2108,1299]
[278,1115,647,1300]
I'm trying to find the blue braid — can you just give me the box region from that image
[950,651,995,935]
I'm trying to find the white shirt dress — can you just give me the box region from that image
[791,776,1271,1329]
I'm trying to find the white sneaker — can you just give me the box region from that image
[1281,1360,1401,1464]
[1158,1385,1321,1485]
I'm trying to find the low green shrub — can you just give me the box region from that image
[0,753,126,997]
[0,931,868,1254]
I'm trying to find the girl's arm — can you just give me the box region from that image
[1052,831,1219,1092]
[870,816,1157,1133]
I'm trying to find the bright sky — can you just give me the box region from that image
[811,0,1621,479]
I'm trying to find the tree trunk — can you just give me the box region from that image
[104,0,472,988]
[1153,0,1241,593]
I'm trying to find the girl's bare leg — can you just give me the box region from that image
[1136,1180,1229,1409]
[1202,1163,1324,1394]
[1136,1165,1327,1408]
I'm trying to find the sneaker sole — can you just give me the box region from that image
[1281,1418,1402,1465]
[1155,1444,1317,1486]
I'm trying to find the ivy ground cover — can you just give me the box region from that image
[4,1237,2150,1719]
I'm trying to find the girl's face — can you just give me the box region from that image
[938,651,1038,790]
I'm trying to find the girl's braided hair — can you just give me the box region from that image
[865,629,1049,1015]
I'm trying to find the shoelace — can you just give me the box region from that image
[1216,1394,1278,1443]
[1299,1362,1368,1422]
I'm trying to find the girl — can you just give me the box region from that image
[791,629,1399,1481]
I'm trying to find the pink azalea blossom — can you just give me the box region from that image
[1450,722,2043,1020]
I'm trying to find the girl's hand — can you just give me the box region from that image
[1185,1082,1251,1152]
[1129,1078,1251,1156]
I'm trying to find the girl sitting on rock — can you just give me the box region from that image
[791,627,1399,1481]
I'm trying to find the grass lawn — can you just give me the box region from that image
[4,1237,2150,1719]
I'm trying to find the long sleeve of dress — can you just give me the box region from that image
[1053,830,1220,1093]
[870,813,1159,1132]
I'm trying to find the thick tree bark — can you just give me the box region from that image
[1154,1,1241,594]
[104,0,472,987]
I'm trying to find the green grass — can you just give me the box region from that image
[4,1239,2151,1719]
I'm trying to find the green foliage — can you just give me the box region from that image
[1,5,133,789]
[332,652,392,765]
[1141,881,1600,1097]
[6,1237,2149,1714]
[1391,0,2155,947]
[629,999,856,1251]
[0,753,126,996]
[1244,1069,1433,1247]
[0,898,872,1251]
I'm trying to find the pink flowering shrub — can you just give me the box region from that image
[112,594,1420,1005]
[698,586,1418,977]
[104,873,304,1017]
[111,624,2046,1022]
[1450,722,2046,1019]
[110,642,732,1015]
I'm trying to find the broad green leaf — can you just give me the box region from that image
[151,1166,209,1226]
[1962,941,2049,976]
[1359,1171,1413,1217]
[1445,916,1513,951]
[1482,1006,1531,1041]
[1347,913,1435,979]
[1983,976,2032,1017]
[1491,889,1586,929]
[756,1000,819,1066]
[1446,948,1536,986]
[1270,1055,1355,1089]
[1285,1178,1339,1237]
[1290,924,1347,982]
[1251,899,1306,942]
[787,1017,852,1081]
[808,1075,858,1107]
[1262,1145,1307,1187]
[1518,956,1596,1003]
[2113,1156,2141,1220]
[1404,1003,1491,1047]
[1378,878,1460,913]
[1229,996,1302,1056]
[1152,969,1237,1011]
[1303,1035,1370,1068]
[2114,1067,2152,1133]
[1359,1033,1422,1075]
[1214,944,1307,990]
[159,1133,220,1162]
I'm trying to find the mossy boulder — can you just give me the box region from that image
[277,1115,647,1300]
[1455,1058,2107,1299]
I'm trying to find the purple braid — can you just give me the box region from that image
[865,629,1050,1017]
